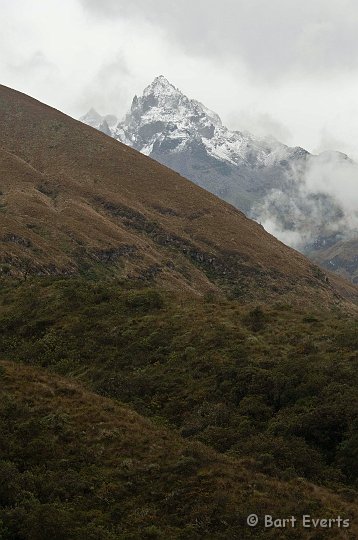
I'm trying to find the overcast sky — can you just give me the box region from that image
[2,0,358,158]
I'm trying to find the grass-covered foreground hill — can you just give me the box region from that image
[1,359,358,540]
[0,276,358,538]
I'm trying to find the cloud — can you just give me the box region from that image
[6,51,56,74]
[305,152,358,217]
[227,111,293,145]
[80,0,358,80]
[261,216,305,248]
[73,55,132,116]
[255,152,358,250]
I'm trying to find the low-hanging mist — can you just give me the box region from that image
[254,151,358,251]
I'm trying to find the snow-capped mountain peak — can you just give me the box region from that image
[81,75,300,169]
[111,76,234,158]
[129,75,212,122]
[143,75,179,98]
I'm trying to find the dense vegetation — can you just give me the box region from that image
[3,361,358,540]
[0,275,357,498]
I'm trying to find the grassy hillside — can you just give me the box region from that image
[1,276,357,496]
[1,359,358,539]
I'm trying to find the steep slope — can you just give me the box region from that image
[1,359,358,539]
[81,76,358,282]
[0,83,357,307]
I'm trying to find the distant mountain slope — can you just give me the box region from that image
[309,236,358,285]
[80,76,358,282]
[0,83,357,308]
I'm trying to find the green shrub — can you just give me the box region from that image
[243,306,266,332]
[125,290,164,312]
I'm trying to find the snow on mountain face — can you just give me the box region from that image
[80,76,358,282]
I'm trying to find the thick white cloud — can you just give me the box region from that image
[79,0,358,79]
[2,0,358,160]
